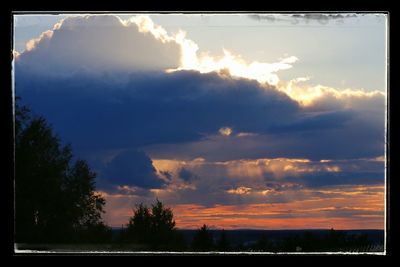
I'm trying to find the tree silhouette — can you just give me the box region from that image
[15,99,110,244]
[191,224,214,251]
[150,199,176,246]
[64,160,111,243]
[124,199,183,250]
[124,203,152,245]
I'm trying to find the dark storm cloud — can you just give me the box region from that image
[15,69,300,151]
[102,149,165,189]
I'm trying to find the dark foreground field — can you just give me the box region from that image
[15,229,384,253]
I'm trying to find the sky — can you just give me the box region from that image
[13,13,387,230]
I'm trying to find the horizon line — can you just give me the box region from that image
[110,227,384,231]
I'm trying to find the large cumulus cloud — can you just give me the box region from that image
[15,14,386,195]
[16,15,181,74]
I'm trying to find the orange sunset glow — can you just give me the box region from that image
[100,183,384,229]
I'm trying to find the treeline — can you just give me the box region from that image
[238,228,374,252]
[114,201,375,252]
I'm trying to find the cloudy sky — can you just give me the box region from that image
[14,13,387,229]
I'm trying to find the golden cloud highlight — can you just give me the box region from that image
[124,15,298,86]
[277,77,385,107]
[227,186,252,195]
[219,127,233,136]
